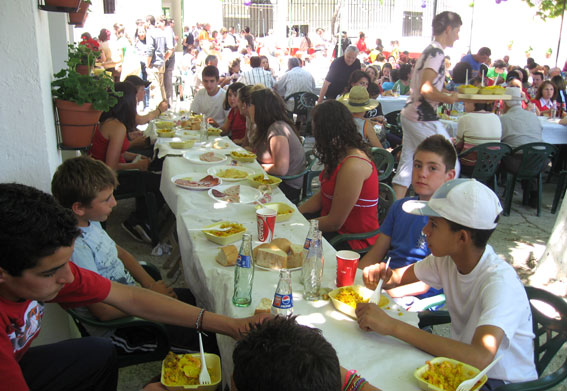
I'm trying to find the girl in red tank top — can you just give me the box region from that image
[299,100,379,250]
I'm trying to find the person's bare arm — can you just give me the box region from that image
[420,68,458,105]
[298,191,322,215]
[363,263,418,291]
[102,121,148,171]
[359,234,391,269]
[317,80,331,104]
[102,282,268,340]
[136,101,168,125]
[316,157,372,232]
[339,366,382,391]
[356,303,504,370]
[365,121,384,148]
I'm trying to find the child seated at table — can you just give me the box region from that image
[359,135,456,310]
[0,183,265,391]
[232,316,380,391]
[51,156,218,354]
[357,179,537,387]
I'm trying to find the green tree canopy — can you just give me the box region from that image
[523,0,567,20]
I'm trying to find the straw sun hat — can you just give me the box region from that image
[339,86,379,113]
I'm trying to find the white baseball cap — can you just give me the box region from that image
[402,179,503,230]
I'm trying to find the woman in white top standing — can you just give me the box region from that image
[455,101,502,174]
[391,11,462,200]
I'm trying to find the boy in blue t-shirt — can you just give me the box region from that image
[359,135,456,308]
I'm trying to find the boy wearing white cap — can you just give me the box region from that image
[356,179,537,386]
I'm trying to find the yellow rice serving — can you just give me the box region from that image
[335,287,369,308]
[421,360,477,391]
[206,223,245,237]
[162,352,202,386]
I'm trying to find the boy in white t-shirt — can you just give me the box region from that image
[189,65,227,127]
[356,179,537,387]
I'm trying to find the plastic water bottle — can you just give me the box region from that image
[232,234,254,307]
[199,114,208,143]
[271,269,293,317]
[300,220,319,285]
[303,230,323,301]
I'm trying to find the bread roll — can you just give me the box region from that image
[254,297,272,314]
[215,245,238,266]
[255,247,288,269]
[270,238,291,253]
[287,243,304,268]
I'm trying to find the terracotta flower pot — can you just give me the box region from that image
[41,0,81,12]
[76,64,91,75]
[69,1,89,26]
[55,99,102,148]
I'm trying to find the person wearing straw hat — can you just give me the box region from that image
[339,86,384,148]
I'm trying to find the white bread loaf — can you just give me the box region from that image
[254,297,272,314]
[287,243,304,268]
[255,247,288,269]
[215,245,238,266]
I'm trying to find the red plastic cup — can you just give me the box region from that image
[256,208,277,242]
[336,250,361,287]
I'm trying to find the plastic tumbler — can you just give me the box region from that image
[336,250,361,287]
[256,208,277,242]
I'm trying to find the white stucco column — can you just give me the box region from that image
[0,0,64,192]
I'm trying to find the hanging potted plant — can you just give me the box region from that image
[525,46,533,58]
[546,48,553,59]
[40,0,81,12]
[66,38,101,75]
[69,0,91,27]
[507,40,513,51]
[51,68,119,148]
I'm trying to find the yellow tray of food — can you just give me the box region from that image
[207,166,256,181]
[414,357,487,391]
[479,86,506,95]
[202,221,246,245]
[457,85,479,94]
[157,129,177,138]
[329,285,389,318]
[170,140,195,149]
[161,352,221,391]
[248,173,282,188]
[255,202,295,222]
[208,127,222,136]
[457,93,511,101]
[156,121,175,130]
[230,151,257,163]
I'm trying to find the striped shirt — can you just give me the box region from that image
[274,67,316,111]
[238,67,275,88]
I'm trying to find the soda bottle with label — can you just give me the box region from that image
[271,269,293,317]
[300,220,319,284]
[232,234,254,307]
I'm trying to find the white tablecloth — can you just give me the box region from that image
[159,144,432,390]
[378,95,409,115]
[440,117,567,145]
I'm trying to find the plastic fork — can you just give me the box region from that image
[368,257,391,305]
[198,332,211,385]
[456,356,502,391]
[186,224,231,232]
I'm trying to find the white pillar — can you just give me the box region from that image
[0,0,63,192]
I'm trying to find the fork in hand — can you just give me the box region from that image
[368,257,391,305]
[198,331,211,385]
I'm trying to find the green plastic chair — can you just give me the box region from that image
[418,286,567,391]
[458,142,512,190]
[64,263,170,368]
[502,143,557,217]
[370,147,395,182]
[328,182,396,254]
[275,149,319,203]
[284,91,318,134]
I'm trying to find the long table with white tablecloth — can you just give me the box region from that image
[158,137,432,390]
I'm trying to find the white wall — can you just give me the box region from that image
[0,0,62,192]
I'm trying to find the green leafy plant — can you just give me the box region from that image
[547,47,553,54]
[51,69,121,112]
[66,39,101,71]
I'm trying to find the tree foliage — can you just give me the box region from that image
[522,0,567,20]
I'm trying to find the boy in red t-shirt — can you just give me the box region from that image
[0,183,266,391]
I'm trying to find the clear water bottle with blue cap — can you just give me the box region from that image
[232,234,254,307]
[271,269,293,316]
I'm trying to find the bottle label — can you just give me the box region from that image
[272,293,293,309]
[237,254,252,268]
[303,238,312,251]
